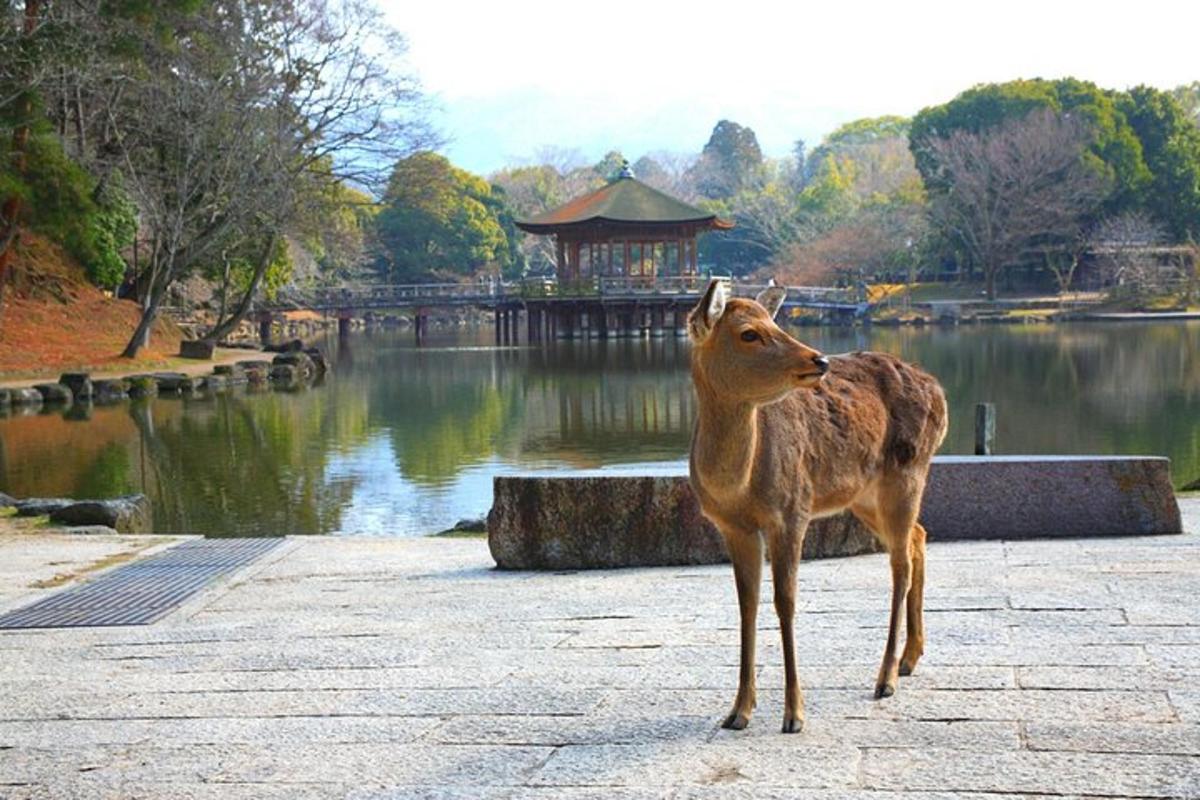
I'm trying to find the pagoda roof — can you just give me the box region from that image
[515,176,733,234]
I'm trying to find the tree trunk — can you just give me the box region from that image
[0,0,43,328]
[204,232,278,343]
[984,263,997,301]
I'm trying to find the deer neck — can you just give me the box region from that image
[691,381,760,499]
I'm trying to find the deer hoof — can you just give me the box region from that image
[721,711,751,730]
[898,660,917,677]
[874,681,896,699]
[781,716,804,734]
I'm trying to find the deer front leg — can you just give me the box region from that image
[721,528,763,730]
[767,520,806,733]
[875,492,917,699]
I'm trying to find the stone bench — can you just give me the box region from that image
[487,456,1183,570]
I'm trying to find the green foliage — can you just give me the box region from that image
[375,152,510,281]
[911,78,1149,215]
[1117,86,1200,240]
[693,119,764,198]
[1,128,135,288]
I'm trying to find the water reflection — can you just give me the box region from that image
[1,321,1197,536]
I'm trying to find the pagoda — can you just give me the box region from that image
[515,161,732,284]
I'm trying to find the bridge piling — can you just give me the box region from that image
[259,316,272,346]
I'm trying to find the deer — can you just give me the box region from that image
[687,278,948,734]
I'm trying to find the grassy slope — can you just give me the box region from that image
[0,234,183,377]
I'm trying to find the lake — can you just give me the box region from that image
[2,320,1198,536]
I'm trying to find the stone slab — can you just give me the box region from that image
[489,456,1182,569]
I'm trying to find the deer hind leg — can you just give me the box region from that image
[721,527,763,730]
[767,518,807,733]
[899,522,927,676]
[873,483,920,699]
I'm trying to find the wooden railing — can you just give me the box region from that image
[261,276,863,310]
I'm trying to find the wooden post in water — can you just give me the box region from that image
[975,402,995,455]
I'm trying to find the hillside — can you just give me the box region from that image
[0,234,183,377]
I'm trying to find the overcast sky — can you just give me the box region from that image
[380,0,1199,176]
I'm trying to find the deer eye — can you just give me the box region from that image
[740,330,760,343]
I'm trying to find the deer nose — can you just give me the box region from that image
[813,355,830,374]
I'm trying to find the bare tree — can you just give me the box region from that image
[921,108,1109,300]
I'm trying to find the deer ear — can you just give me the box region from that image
[755,283,787,319]
[688,278,729,342]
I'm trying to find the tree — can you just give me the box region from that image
[374,152,509,281]
[1117,86,1200,241]
[1172,82,1200,126]
[922,109,1109,300]
[911,78,1149,216]
[690,119,764,198]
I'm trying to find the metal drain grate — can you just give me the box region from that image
[0,538,283,629]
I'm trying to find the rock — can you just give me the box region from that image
[1181,476,1200,491]
[269,364,299,384]
[0,491,15,508]
[304,348,329,376]
[92,378,130,404]
[153,372,199,393]
[179,339,216,360]
[9,388,43,407]
[453,517,487,532]
[58,373,94,401]
[0,389,10,408]
[272,351,315,378]
[202,374,229,392]
[32,383,72,405]
[48,494,152,533]
[60,526,122,536]
[14,498,76,517]
[213,363,244,378]
[264,338,304,353]
[127,375,159,398]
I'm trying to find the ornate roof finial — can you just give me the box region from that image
[618,158,635,180]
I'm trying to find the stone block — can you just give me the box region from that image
[270,364,300,384]
[48,494,152,533]
[213,364,244,378]
[304,347,329,376]
[57,373,93,401]
[488,475,880,570]
[179,339,216,360]
[488,456,1182,570]
[32,383,72,404]
[273,351,315,378]
[0,388,9,408]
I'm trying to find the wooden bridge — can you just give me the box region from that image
[258,276,869,344]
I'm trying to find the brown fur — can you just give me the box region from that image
[687,285,948,733]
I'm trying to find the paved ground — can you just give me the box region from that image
[1,502,1199,798]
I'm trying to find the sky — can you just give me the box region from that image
[379,0,1200,176]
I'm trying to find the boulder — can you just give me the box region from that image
[304,348,329,376]
[179,339,216,360]
[58,373,93,401]
[213,363,245,379]
[0,491,15,508]
[269,364,299,384]
[9,388,43,407]
[0,389,10,408]
[32,383,72,405]
[272,351,315,378]
[127,375,159,398]
[15,498,76,517]
[264,338,304,353]
[92,378,130,403]
[49,494,152,533]
[202,374,229,392]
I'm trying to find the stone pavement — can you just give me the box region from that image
[1,501,1198,799]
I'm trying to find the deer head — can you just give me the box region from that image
[688,279,829,404]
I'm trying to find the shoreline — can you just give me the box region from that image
[0,346,268,389]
